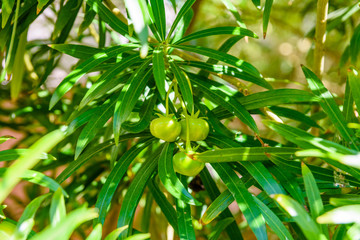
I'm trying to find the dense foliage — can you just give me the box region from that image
[1,0,360,239]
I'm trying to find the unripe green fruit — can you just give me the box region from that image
[150,116,181,142]
[180,118,209,141]
[173,151,205,177]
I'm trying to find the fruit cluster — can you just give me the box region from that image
[150,114,209,177]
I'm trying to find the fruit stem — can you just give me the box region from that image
[165,81,175,117]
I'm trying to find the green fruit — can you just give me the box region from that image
[0,221,16,240]
[180,118,209,141]
[173,151,205,177]
[150,116,181,142]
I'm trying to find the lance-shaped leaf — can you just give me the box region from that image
[212,163,267,240]
[86,0,132,40]
[317,205,360,224]
[56,133,151,184]
[190,74,258,133]
[302,65,359,151]
[50,188,66,228]
[169,59,193,112]
[50,44,139,109]
[104,226,128,240]
[175,27,258,44]
[350,24,360,64]
[12,194,51,240]
[147,178,178,233]
[49,44,102,59]
[30,207,98,240]
[150,0,166,40]
[238,89,320,110]
[179,61,271,89]
[201,189,234,224]
[158,142,201,206]
[221,0,246,28]
[348,68,360,112]
[52,0,82,39]
[114,59,152,144]
[263,0,273,38]
[302,163,328,237]
[117,147,161,239]
[75,95,117,159]
[172,44,262,78]
[167,0,196,39]
[269,106,321,128]
[195,147,298,163]
[254,197,294,240]
[79,54,141,109]
[272,194,326,240]
[175,175,196,240]
[0,149,55,162]
[152,47,166,100]
[0,129,66,203]
[95,138,153,225]
[209,218,234,240]
[86,223,102,240]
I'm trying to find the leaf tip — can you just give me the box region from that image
[263,32,267,39]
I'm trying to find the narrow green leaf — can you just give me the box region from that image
[269,165,305,205]
[330,196,360,207]
[50,44,138,109]
[209,217,234,240]
[79,5,96,35]
[2,0,15,28]
[251,0,261,9]
[172,45,262,78]
[10,28,27,100]
[167,0,196,39]
[104,226,128,240]
[75,96,116,159]
[86,0,133,40]
[170,8,193,44]
[158,142,200,205]
[317,205,360,224]
[0,149,55,162]
[269,106,321,128]
[190,74,258,133]
[195,147,298,163]
[212,163,267,240]
[175,27,257,45]
[50,188,66,227]
[169,59,193,112]
[56,133,151,184]
[263,0,273,38]
[201,190,234,224]
[150,0,166,40]
[175,175,196,240]
[52,0,81,39]
[254,197,294,240]
[30,207,98,240]
[12,194,51,240]
[343,77,356,122]
[350,24,360,64]
[0,129,66,203]
[94,138,153,225]
[302,163,328,238]
[221,0,246,28]
[238,89,320,110]
[117,147,160,239]
[113,59,152,144]
[348,68,360,113]
[86,223,102,240]
[125,0,149,57]
[0,168,68,197]
[272,194,326,240]
[122,92,157,133]
[333,224,348,240]
[200,168,243,240]
[179,61,272,89]
[124,233,151,240]
[49,44,102,59]
[152,47,166,100]
[302,65,359,151]
[147,178,178,234]
[79,54,141,109]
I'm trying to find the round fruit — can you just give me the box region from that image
[0,221,16,240]
[173,151,205,177]
[180,118,209,141]
[150,116,181,142]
